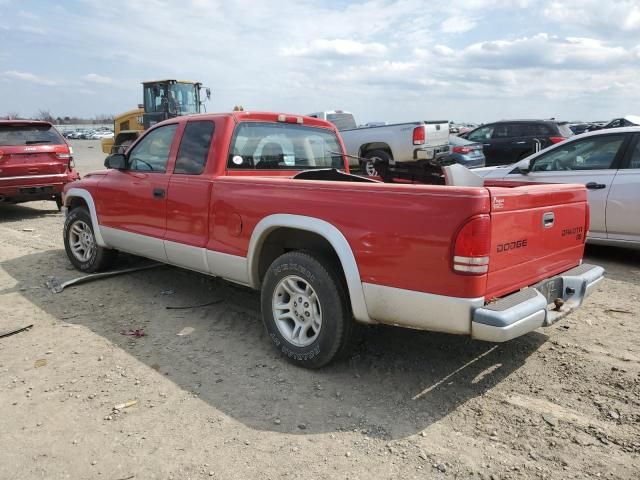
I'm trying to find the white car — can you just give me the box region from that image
[476,127,640,249]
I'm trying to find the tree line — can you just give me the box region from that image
[2,110,114,125]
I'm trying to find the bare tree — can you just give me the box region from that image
[5,111,20,120]
[37,109,54,122]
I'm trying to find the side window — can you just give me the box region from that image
[128,124,178,172]
[174,121,214,175]
[628,138,640,169]
[467,125,494,142]
[525,123,551,136]
[507,124,527,137]
[491,124,510,139]
[530,134,625,172]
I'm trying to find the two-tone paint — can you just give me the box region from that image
[63,112,602,342]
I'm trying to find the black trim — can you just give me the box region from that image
[618,133,640,169]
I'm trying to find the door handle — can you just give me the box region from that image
[152,188,166,198]
[543,212,555,228]
[585,182,606,190]
[515,141,526,144]
[483,143,491,146]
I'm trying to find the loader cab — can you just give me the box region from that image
[142,80,208,129]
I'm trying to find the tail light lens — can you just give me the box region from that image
[453,215,491,274]
[549,136,566,144]
[413,126,425,145]
[452,146,473,154]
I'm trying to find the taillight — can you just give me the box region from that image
[453,215,491,274]
[413,126,425,145]
[452,146,473,154]
[549,136,566,144]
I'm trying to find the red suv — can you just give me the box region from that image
[0,120,79,209]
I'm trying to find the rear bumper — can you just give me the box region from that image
[472,263,604,342]
[411,145,450,162]
[0,172,79,201]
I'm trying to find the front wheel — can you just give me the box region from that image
[261,251,354,368]
[63,207,117,273]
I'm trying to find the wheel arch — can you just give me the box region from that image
[64,188,107,247]
[359,143,393,159]
[247,214,373,324]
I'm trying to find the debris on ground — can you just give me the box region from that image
[0,324,33,338]
[165,298,224,310]
[46,263,162,293]
[34,359,47,368]
[120,329,146,338]
[113,400,138,410]
[177,327,195,336]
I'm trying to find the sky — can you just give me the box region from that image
[1,0,639,124]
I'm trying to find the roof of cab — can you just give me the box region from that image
[0,119,54,126]
[169,111,336,129]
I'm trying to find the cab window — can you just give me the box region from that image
[628,138,640,169]
[128,124,178,172]
[228,122,343,170]
[530,134,625,172]
[175,121,214,174]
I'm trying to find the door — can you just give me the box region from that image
[164,120,215,272]
[95,123,179,261]
[606,134,640,243]
[506,132,628,238]
[466,124,497,165]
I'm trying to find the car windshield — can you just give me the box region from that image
[0,124,65,146]
[228,122,344,170]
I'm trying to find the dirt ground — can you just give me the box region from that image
[1,141,638,479]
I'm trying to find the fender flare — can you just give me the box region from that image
[64,188,107,247]
[247,214,373,324]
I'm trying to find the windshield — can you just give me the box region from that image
[169,83,199,115]
[0,124,65,146]
[228,122,344,170]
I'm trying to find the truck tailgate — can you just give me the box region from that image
[486,184,588,300]
[423,121,449,148]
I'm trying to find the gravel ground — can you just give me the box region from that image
[0,141,638,479]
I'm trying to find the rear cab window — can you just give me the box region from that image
[227,122,344,171]
[0,124,65,146]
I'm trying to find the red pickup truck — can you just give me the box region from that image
[61,112,603,368]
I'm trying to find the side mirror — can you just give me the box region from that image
[515,158,531,174]
[205,87,211,100]
[104,153,127,170]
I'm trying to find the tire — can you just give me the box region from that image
[362,149,392,180]
[63,207,117,273]
[261,250,354,368]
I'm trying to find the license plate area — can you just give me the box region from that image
[536,277,564,305]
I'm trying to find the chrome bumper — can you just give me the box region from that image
[472,264,604,342]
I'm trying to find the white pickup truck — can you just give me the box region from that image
[308,110,450,182]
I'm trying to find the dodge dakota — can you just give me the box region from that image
[61,111,604,368]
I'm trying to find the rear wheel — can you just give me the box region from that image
[63,207,117,272]
[261,250,353,368]
[362,149,392,181]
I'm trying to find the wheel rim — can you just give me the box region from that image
[68,220,96,262]
[364,160,379,177]
[272,275,322,347]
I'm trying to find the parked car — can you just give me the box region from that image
[460,119,574,166]
[0,120,80,208]
[587,115,640,132]
[89,130,114,140]
[569,123,594,135]
[61,111,602,368]
[446,135,485,169]
[475,126,640,248]
[308,110,450,182]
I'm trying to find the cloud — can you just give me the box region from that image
[3,70,58,86]
[543,0,640,34]
[441,15,477,34]
[281,39,388,59]
[83,73,113,84]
